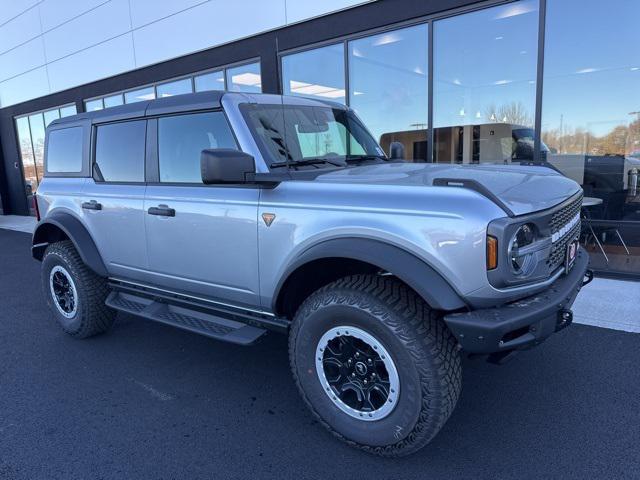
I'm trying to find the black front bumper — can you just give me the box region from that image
[444,249,592,354]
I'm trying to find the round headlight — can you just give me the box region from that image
[508,223,537,275]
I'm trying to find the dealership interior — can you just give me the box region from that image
[3,0,639,278]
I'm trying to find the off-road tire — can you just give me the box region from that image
[289,274,461,457]
[41,240,115,338]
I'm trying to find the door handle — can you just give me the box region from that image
[148,205,175,217]
[82,200,102,211]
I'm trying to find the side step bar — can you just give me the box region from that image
[106,291,267,346]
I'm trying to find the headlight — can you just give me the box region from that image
[508,223,537,276]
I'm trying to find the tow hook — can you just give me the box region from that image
[556,309,573,331]
[582,270,594,287]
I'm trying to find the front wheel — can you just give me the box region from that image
[289,274,462,457]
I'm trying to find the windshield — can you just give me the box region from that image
[241,104,385,168]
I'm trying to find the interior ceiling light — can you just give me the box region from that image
[575,67,598,74]
[494,79,512,85]
[372,33,401,46]
[231,73,262,87]
[494,2,536,19]
[290,80,345,98]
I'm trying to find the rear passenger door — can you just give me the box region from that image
[82,119,149,281]
[143,111,260,308]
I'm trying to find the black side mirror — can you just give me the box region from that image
[201,149,256,184]
[389,141,405,161]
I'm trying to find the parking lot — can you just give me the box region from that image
[1,228,639,480]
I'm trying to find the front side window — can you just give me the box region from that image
[94,121,146,182]
[158,112,237,183]
[47,127,83,173]
[241,104,383,167]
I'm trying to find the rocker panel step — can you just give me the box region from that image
[106,291,267,345]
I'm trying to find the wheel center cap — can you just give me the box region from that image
[354,361,368,376]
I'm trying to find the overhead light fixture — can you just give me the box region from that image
[575,67,598,74]
[372,33,401,46]
[490,113,496,121]
[231,72,262,87]
[476,111,482,119]
[459,108,465,117]
[495,36,504,40]
[289,80,345,99]
[414,66,425,75]
[494,2,536,19]
[631,67,639,71]
[494,79,512,85]
[453,78,462,85]
[353,91,365,96]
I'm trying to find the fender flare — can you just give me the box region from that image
[273,238,467,312]
[32,211,108,277]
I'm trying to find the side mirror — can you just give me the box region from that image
[200,148,256,184]
[389,141,405,161]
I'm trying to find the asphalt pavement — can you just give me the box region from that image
[0,229,638,480]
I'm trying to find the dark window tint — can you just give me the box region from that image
[95,121,146,182]
[47,127,83,173]
[158,112,237,183]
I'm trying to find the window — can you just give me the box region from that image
[43,109,60,127]
[158,112,237,183]
[156,78,193,98]
[349,24,428,160]
[124,86,155,104]
[195,70,225,92]
[15,116,38,197]
[85,99,104,112]
[282,44,345,103]
[59,105,77,118]
[94,121,146,182]
[28,113,46,182]
[226,62,262,93]
[541,0,640,276]
[47,127,83,173]
[433,0,539,164]
[103,94,124,108]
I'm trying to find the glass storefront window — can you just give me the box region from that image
[542,0,640,276]
[156,78,193,97]
[226,62,262,93]
[59,105,77,117]
[124,86,156,103]
[194,70,225,92]
[85,99,104,111]
[28,113,46,185]
[43,109,60,127]
[433,0,539,164]
[103,94,124,108]
[15,116,37,214]
[282,44,346,103]
[349,24,428,160]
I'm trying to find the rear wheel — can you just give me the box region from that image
[289,274,461,457]
[41,240,115,338]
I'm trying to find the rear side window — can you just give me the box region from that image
[158,112,237,183]
[47,127,83,173]
[94,120,146,182]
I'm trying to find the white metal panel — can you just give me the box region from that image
[285,0,370,24]
[0,0,40,26]
[132,0,286,68]
[47,33,136,92]
[0,66,50,107]
[0,37,47,82]
[0,5,41,53]
[128,0,208,28]
[43,0,131,62]
[39,0,109,32]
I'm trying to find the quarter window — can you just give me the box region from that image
[94,121,146,182]
[158,112,237,183]
[47,127,83,173]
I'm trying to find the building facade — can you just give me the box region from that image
[0,0,638,278]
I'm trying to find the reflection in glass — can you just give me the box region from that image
[124,86,156,103]
[226,62,262,93]
[542,0,640,275]
[15,116,38,214]
[282,44,345,103]
[156,78,193,97]
[85,99,104,111]
[59,105,77,117]
[433,0,538,164]
[103,94,124,108]
[194,70,225,92]
[28,113,46,184]
[349,25,428,160]
[43,109,60,127]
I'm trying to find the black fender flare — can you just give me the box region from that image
[32,212,108,277]
[273,238,467,312]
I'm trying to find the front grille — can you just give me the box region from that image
[546,193,583,271]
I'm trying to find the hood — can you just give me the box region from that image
[313,162,581,216]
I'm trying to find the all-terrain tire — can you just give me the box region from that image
[41,240,115,338]
[289,274,461,457]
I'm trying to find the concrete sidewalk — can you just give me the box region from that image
[0,216,637,333]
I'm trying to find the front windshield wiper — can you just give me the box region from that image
[270,157,347,169]
[343,154,388,163]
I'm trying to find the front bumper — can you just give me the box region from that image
[444,249,592,354]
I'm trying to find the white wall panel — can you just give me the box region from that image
[39,0,108,32]
[0,5,41,53]
[285,0,369,24]
[132,0,286,68]
[128,0,207,28]
[47,33,136,92]
[43,0,131,62]
[0,66,50,107]
[0,38,47,82]
[0,0,40,26]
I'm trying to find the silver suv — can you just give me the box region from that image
[33,91,591,456]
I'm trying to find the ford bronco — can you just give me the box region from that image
[32,91,592,456]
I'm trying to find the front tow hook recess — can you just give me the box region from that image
[583,270,594,287]
[556,309,573,331]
